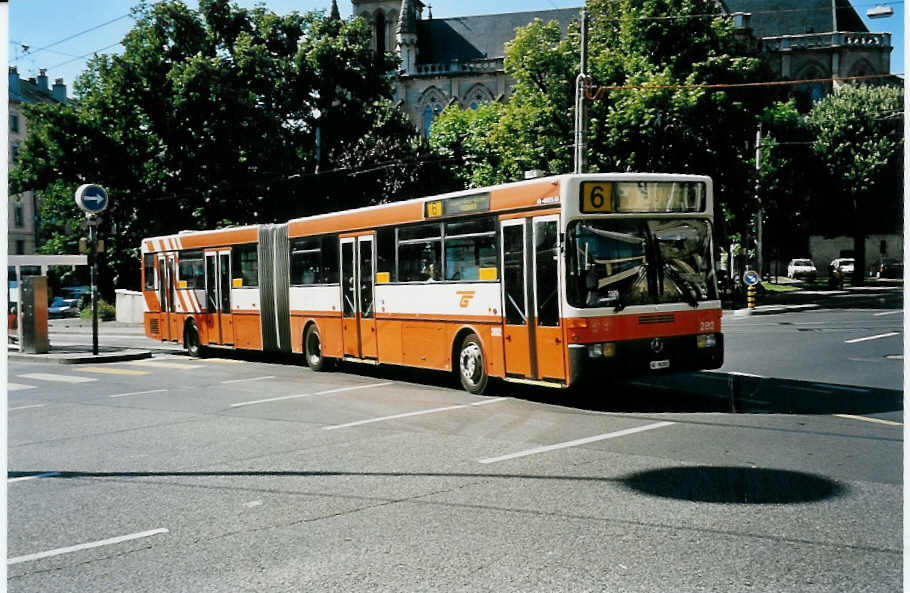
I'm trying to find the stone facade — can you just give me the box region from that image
[349,0,892,134]
[8,66,70,255]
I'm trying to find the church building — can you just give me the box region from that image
[349,0,893,135]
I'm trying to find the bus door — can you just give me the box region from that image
[204,250,234,345]
[500,216,566,382]
[158,254,174,341]
[531,215,566,382]
[340,235,378,359]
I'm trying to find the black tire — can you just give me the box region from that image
[305,324,330,372]
[185,323,202,358]
[457,333,488,394]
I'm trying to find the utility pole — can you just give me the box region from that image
[574,9,588,174]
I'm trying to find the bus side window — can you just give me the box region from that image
[444,217,496,281]
[290,238,321,285]
[178,251,204,288]
[144,254,156,290]
[233,244,259,287]
[376,227,395,282]
[398,223,442,282]
[321,235,339,284]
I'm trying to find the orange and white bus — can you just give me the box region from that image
[141,173,723,393]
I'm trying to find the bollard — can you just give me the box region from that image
[747,284,756,309]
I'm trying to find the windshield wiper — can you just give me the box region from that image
[662,264,699,307]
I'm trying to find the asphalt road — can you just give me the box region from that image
[7,306,903,592]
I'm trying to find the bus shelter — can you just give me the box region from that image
[8,254,88,349]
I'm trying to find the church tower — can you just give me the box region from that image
[395,0,420,73]
[351,0,420,59]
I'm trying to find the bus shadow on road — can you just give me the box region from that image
[619,465,845,504]
[525,372,903,417]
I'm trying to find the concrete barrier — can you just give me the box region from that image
[115,289,144,323]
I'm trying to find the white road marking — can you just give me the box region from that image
[478,421,675,464]
[7,528,169,565]
[324,397,507,430]
[7,383,36,392]
[109,389,169,399]
[812,383,871,393]
[845,332,900,344]
[873,310,902,317]
[230,382,393,408]
[8,471,61,483]
[9,404,46,411]
[202,358,245,364]
[243,500,263,508]
[221,376,276,384]
[18,373,96,383]
[835,414,903,426]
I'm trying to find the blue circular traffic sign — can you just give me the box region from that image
[743,270,760,286]
[75,184,109,214]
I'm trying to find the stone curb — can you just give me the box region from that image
[7,349,153,365]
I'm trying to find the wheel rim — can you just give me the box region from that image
[307,331,321,365]
[460,342,482,386]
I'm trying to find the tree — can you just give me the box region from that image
[431,0,779,262]
[12,0,446,293]
[808,84,903,284]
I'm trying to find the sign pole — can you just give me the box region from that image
[74,184,109,357]
[89,219,99,355]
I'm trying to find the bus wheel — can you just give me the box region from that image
[185,323,202,358]
[458,334,488,394]
[305,324,329,372]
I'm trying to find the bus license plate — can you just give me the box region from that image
[650,360,670,370]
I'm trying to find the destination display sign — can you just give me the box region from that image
[580,181,705,213]
[425,193,490,219]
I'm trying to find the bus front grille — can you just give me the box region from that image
[638,314,675,325]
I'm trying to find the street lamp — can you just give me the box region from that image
[867,5,894,18]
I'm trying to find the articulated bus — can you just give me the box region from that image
[141,173,723,393]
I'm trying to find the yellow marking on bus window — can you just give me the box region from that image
[376,272,390,283]
[232,278,243,288]
[478,267,498,281]
[177,280,188,289]
[75,367,150,376]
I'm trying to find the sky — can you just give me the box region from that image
[8,0,905,98]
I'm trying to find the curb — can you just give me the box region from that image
[7,349,153,365]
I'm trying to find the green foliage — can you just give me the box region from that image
[432,0,778,254]
[80,299,116,321]
[12,0,449,294]
[807,84,903,282]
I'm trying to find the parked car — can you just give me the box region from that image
[787,258,817,281]
[48,296,80,318]
[827,257,855,287]
[874,258,903,279]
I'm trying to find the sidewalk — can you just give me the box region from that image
[729,278,903,316]
[9,319,152,364]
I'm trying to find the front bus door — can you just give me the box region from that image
[531,215,566,382]
[158,254,173,341]
[204,250,234,345]
[500,216,566,383]
[340,235,378,359]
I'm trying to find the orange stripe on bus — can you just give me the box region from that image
[490,180,560,211]
[289,202,424,237]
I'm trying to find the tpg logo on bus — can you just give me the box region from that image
[75,184,109,215]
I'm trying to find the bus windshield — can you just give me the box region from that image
[567,218,716,310]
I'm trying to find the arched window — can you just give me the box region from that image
[461,84,494,110]
[375,11,386,56]
[420,87,447,137]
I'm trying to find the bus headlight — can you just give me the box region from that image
[697,334,717,348]
[587,342,616,358]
